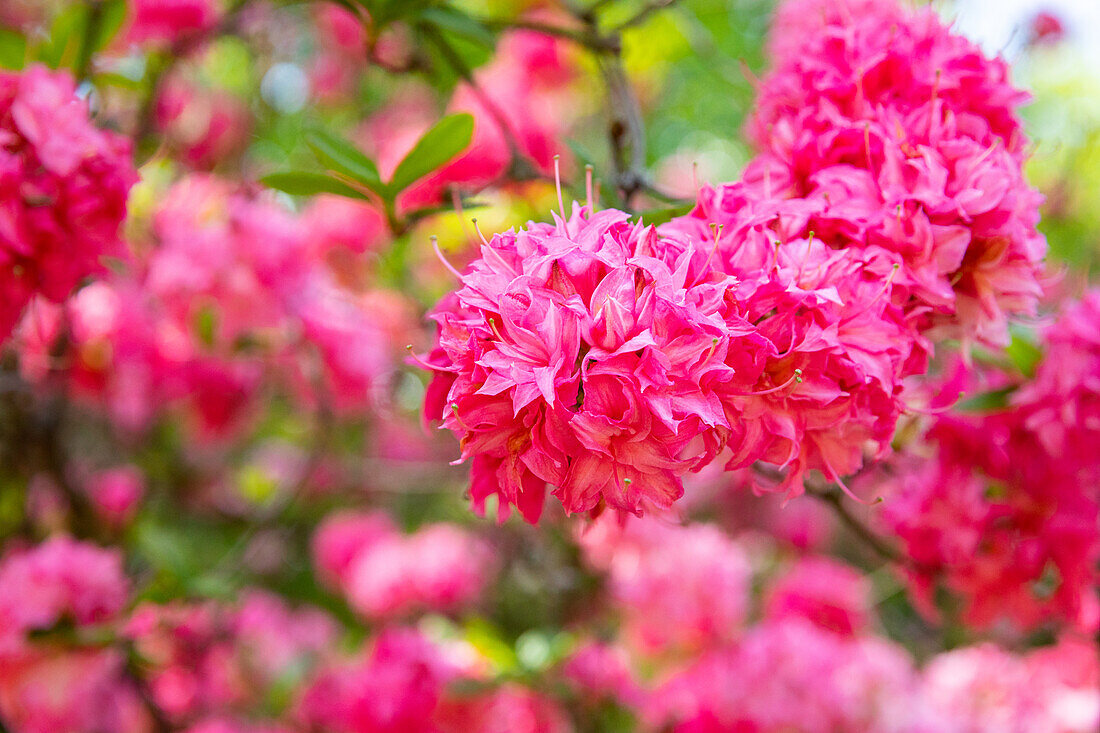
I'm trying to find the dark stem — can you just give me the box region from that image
[809,484,904,564]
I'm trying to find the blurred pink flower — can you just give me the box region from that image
[0,65,135,340]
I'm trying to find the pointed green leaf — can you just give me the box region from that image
[1005,329,1042,378]
[260,171,370,200]
[92,0,129,53]
[305,127,383,191]
[0,29,26,70]
[419,7,495,47]
[955,386,1015,413]
[388,113,474,193]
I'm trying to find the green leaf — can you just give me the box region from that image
[0,28,26,70]
[419,7,495,47]
[37,4,86,69]
[638,202,694,226]
[305,128,384,192]
[1005,329,1043,377]
[372,0,434,26]
[92,0,128,53]
[388,113,474,193]
[260,171,370,200]
[955,386,1015,413]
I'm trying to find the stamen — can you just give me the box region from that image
[864,263,902,310]
[864,122,873,169]
[703,223,724,270]
[705,336,720,362]
[729,368,803,397]
[823,457,875,506]
[553,155,565,219]
[487,317,504,341]
[406,345,436,371]
[450,403,470,431]
[432,236,462,279]
[451,189,474,244]
[585,164,595,212]
[471,218,490,246]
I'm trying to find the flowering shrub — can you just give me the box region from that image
[0,0,1096,731]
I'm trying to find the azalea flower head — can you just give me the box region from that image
[421,200,776,521]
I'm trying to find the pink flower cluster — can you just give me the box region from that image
[0,537,129,654]
[0,65,135,341]
[883,291,1100,631]
[297,628,570,733]
[746,0,1046,348]
[579,515,751,654]
[125,592,336,725]
[571,519,1097,733]
[646,617,921,732]
[17,174,402,437]
[424,205,784,519]
[126,0,222,45]
[423,0,1047,515]
[0,538,139,733]
[313,512,497,620]
[662,186,922,494]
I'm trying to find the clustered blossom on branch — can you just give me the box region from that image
[0,0,1095,730]
[422,0,1046,517]
[16,174,402,437]
[747,0,1046,348]
[3,522,1095,732]
[882,290,1100,631]
[313,511,497,620]
[0,65,135,340]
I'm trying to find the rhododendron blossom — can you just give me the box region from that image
[883,291,1100,631]
[422,204,783,519]
[314,512,496,620]
[0,65,134,341]
[745,0,1046,348]
[0,537,129,653]
[0,0,1093,729]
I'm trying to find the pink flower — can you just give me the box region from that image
[580,515,751,654]
[763,556,872,636]
[127,0,222,45]
[423,205,777,519]
[663,186,923,495]
[645,618,920,733]
[561,641,641,707]
[364,29,578,213]
[313,511,399,587]
[297,628,457,733]
[920,644,1048,732]
[0,648,149,733]
[435,685,572,733]
[0,537,130,653]
[745,0,1045,348]
[184,720,294,733]
[0,65,135,340]
[302,195,386,262]
[155,77,252,170]
[86,465,146,527]
[126,594,336,723]
[313,512,497,620]
[882,293,1100,632]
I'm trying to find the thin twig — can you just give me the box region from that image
[610,0,678,33]
[808,484,904,564]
